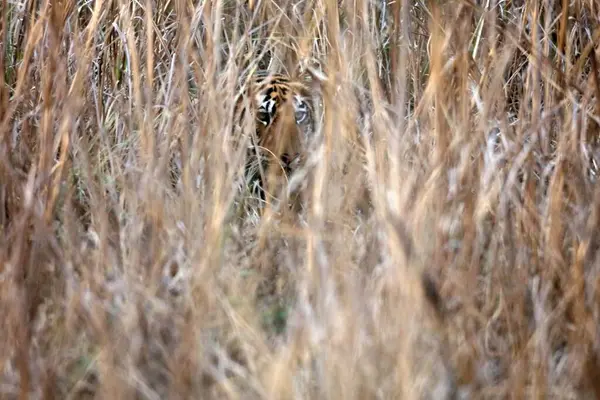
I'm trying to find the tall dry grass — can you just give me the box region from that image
[2,0,600,398]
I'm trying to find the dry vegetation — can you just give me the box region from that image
[3,0,600,398]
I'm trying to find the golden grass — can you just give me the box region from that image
[2,0,600,398]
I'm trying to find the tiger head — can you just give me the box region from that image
[239,72,317,204]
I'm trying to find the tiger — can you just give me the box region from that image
[234,71,318,212]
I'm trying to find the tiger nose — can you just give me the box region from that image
[273,103,301,151]
[281,153,292,173]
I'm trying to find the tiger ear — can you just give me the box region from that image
[289,62,307,82]
[297,58,326,79]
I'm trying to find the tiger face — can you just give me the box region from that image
[239,73,316,205]
[252,74,314,165]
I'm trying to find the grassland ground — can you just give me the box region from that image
[2,0,600,399]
